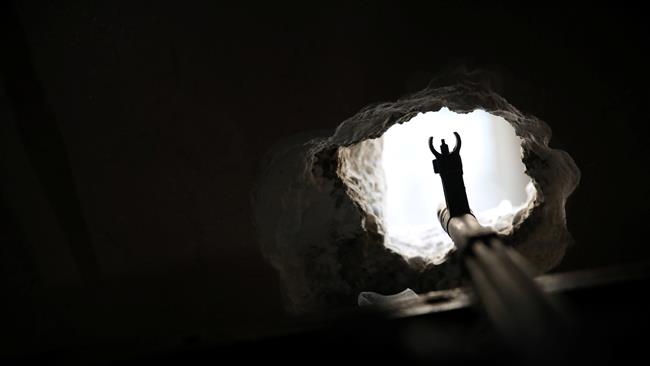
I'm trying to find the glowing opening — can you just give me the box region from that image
[380,108,535,263]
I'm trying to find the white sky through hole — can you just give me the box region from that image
[381,108,532,241]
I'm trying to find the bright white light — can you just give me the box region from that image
[381,108,533,262]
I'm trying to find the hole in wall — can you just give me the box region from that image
[252,76,580,314]
[337,107,537,264]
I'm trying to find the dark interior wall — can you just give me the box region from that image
[2,1,649,357]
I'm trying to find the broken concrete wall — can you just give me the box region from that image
[253,76,580,314]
